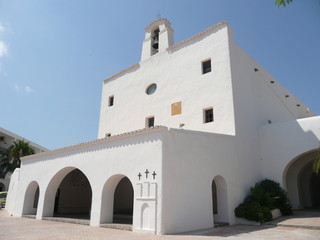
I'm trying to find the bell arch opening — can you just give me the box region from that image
[22,181,40,216]
[42,167,92,221]
[284,149,320,209]
[100,175,134,225]
[211,175,229,225]
[151,27,159,55]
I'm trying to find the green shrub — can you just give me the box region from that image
[255,179,292,215]
[260,206,273,222]
[244,202,262,222]
[250,186,275,209]
[235,204,246,218]
[234,179,292,223]
[243,195,255,205]
[277,198,293,215]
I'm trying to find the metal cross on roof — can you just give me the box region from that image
[156,11,161,20]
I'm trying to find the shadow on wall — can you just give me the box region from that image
[100,174,134,224]
[284,149,320,209]
[22,181,39,216]
[260,116,320,210]
[42,167,92,219]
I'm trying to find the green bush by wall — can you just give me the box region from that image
[235,179,292,222]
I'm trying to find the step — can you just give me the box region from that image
[214,222,229,227]
[100,223,132,231]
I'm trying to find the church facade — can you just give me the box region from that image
[5,19,320,235]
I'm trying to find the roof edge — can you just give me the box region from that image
[145,18,171,31]
[22,126,167,161]
[168,21,227,50]
[103,63,140,83]
[102,21,228,83]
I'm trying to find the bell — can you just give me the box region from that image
[152,39,159,49]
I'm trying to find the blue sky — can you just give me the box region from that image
[0,1,319,150]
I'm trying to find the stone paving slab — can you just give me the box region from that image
[267,209,320,230]
[1,209,320,240]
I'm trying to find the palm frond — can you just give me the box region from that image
[313,147,320,174]
[0,139,35,174]
[275,0,294,7]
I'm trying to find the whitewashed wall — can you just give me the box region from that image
[5,169,20,213]
[161,129,236,234]
[98,23,236,139]
[259,116,320,208]
[8,128,164,234]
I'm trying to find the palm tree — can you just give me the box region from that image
[275,0,319,7]
[275,0,293,7]
[0,140,35,174]
[313,148,320,174]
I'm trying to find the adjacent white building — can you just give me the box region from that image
[0,127,48,191]
[5,19,320,235]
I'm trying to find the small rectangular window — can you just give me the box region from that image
[108,96,114,107]
[171,101,182,116]
[146,116,155,128]
[202,59,211,74]
[105,133,111,138]
[204,108,214,123]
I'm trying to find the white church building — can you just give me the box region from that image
[5,19,320,235]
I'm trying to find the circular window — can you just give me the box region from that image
[146,83,157,95]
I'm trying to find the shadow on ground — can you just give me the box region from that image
[176,209,320,238]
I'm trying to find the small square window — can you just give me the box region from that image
[146,116,155,128]
[204,108,214,123]
[108,96,114,107]
[105,133,111,138]
[202,59,211,74]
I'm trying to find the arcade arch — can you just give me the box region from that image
[22,181,39,215]
[284,149,320,209]
[100,175,134,224]
[42,167,92,219]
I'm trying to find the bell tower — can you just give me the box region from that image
[141,19,174,61]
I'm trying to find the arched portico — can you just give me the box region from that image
[100,174,134,224]
[212,175,229,224]
[42,167,92,219]
[284,149,320,209]
[22,181,39,215]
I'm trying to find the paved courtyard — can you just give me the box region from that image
[0,209,319,240]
